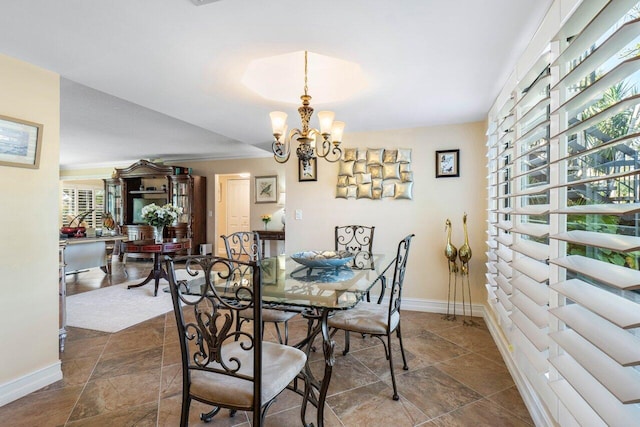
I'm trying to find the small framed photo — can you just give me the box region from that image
[298,157,317,182]
[0,115,43,169]
[435,149,460,178]
[255,175,278,203]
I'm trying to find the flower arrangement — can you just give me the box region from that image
[141,203,183,227]
[261,214,272,229]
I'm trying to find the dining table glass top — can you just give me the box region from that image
[181,252,392,311]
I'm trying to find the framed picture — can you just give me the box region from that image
[255,175,278,203]
[0,115,43,169]
[435,149,460,178]
[298,157,317,182]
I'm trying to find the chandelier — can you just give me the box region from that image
[269,51,345,169]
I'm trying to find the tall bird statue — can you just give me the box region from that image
[458,212,477,326]
[444,218,458,320]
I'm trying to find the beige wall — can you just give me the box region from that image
[283,122,488,304]
[0,54,61,400]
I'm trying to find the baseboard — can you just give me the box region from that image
[0,361,62,407]
[482,308,555,427]
[401,296,485,317]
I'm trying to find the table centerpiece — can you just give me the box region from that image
[141,203,183,243]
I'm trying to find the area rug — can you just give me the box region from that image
[66,282,175,333]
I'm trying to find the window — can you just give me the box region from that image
[486,1,640,424]
[61,183,104,229]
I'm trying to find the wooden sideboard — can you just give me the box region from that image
[104,160,206,249]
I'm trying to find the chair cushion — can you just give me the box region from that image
[239,307,299,322]
[327,302,399,335]
[190,341,306,409]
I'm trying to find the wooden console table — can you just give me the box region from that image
[254,229,285,256]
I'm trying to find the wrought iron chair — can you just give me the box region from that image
[166,255,307,426]
[222,231,299,344]
[335,225,375,270]
[335,225,375,252]
[328,234,414,400]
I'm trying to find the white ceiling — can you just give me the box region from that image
[0,0,552,169]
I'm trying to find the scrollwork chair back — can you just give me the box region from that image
[166,255,306,426]
[335,225,375,269]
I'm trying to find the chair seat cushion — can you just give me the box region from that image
[190,341,306,409]
[328,302,399,335]
[239,307,299,322]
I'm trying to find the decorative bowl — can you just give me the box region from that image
[291,250,354,268]
[290,265,355,283]
[60,226,86,238]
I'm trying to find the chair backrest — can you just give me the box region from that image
[166,254,264,416]
[222,231,262,261]
[388,234,414,318]
[335,225,375,252]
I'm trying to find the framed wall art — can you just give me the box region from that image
[0,114,43,169]
[298,157,317,182]
[255,175,278,203]
[435,149,460,178]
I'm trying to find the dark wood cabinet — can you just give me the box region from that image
[104,160,206,249]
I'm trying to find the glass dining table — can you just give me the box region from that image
[176,251,395,427]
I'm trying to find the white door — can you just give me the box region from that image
[225,178,250,254]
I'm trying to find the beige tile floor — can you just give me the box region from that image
[0,259,533,426]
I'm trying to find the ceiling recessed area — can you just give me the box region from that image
[242,51,369,105]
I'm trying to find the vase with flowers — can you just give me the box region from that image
[141,203,183,243]
[261,214,272,230]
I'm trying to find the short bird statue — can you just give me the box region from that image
[458,212,477,326]
[444,218,458,320]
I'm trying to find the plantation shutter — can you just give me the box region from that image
[61,185,104,229]
[486,1,640,424]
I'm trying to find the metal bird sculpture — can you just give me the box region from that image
[444,218,458,320]
[458,212,477,325]
[458,213,472,274]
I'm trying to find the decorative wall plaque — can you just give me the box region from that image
[336,148,413,200]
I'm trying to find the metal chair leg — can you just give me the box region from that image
[200,406,221,422]
[387,334,400,401]
[396,322,409,370]
[342,330,351,355]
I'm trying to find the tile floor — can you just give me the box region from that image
[0,259,533,426]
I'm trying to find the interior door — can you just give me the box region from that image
[225,178,250,254]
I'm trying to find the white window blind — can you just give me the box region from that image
[486,1,640,425]
[61,185,104,229]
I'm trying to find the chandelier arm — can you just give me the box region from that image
[289,128,302,142]
[273,152,290,164]
[315,135,331,159]
[314,133,342,162]
[320,144,343,163]
[272,138,290,160]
